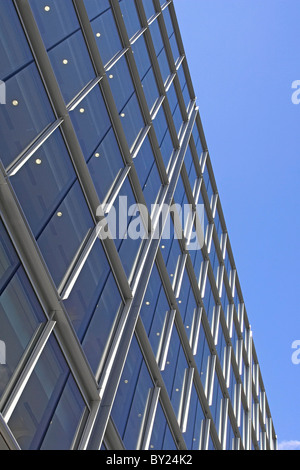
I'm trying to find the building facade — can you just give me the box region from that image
[0,0,277,450]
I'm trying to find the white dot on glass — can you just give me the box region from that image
[63,59,68,65]
[57,212,63,217]
[96,32,101,37]
[12,100,19,106]
[35,158,42,165]
[120,112,125,118]
[79,108,85,114]
[44,5,50,12]
[95,153,100,158]
[109,74,113,79]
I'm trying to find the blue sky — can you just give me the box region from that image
[174,0,300,449]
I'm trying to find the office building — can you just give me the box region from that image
[0,0,277,450]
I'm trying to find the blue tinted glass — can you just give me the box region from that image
[142,161,162,209]
[148,285,170,358]
[0,267,45,398]
[139,264,162,334]
[119,0,141,39]
[195,325,210,386]
[161,325,180,396]
[182,83,191,110]
[63,239,111,339]
[157,48,170,84]
[88,127,125,201]
[82,272,123,374]
[142,0,156,20]
[0,0,33,80]
[123,362,153,449]
[111,335,143,436]
[107,54,134,112]
[48,31,95,104]
[91,9,122,66]
[170,347,188,418]
[191,390,205,450]
[162,7,173,37]
[29,0,80,50]
[159,127,174,169]
[169,32,180,64]
[40,374,86,450]
[150,401,176,450]
[10,130,76,237]
[152,106,167,147]
[131,35,151,80]
[37,181,93,287]
[83,0,110,20]
[0,220,19,292]
[7,336,82,450]
[0,64,55,169]
[166,82,178,114]
[119,93,144,151]
[142,67,159,112]
[149,20,163,55]
[70,86,111,161]
[172,104,184,137]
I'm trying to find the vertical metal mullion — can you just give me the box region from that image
[189,306,203,356]
[157,309,176,371]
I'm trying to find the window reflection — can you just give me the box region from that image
[37,181,94,288]
[48,30,96,105]
[0,0,33,79]
[0,64,55,169]
[119,0,141,40]
[90,8,122,67]
[0,267,45,399]
[29,0,80,50]
[10,129,76,238]
[8,336,86,450]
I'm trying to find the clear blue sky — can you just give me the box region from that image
[174,0,300,449]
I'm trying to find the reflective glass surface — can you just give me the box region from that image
[10,129,76,237]
[0,0,33,80]
[90,8,122,66]
[107,54,134,113]
[37,181,93,287]
[48,30,96,105]
[0,267,46,398]
[29,0,80,50]
[119,0,141,40]
[119,93,144,152]
[70,86,111,161]
[83,0,110,20]
[8,336,86,450]
[0,64,55,169]
[88,126,124,202]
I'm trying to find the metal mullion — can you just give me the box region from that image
[199,418,211,450]
[0,414,20,450]
[189,306,203,356]
[178,367,194,433]
[2,320,56,423]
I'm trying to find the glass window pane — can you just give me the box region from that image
[70,86,111,161]
[37,181,93,287]
[82,272,123,375]
[63,239,111,340]
[8,336,85,450]
[0,64,55,169]
[48,31,96,105]
[29,0,80,50]
[83,0,110,21]
[141,67,159,112]
[0,0,33,79]
[162,7,173,38]
[119,93,144,152]
[149,19,163,56]
[107,54,134,113]
[0,267,46,398]
[157,48,170,84]
[119,0,141,40]
[10,129,76,237]
[91,8,122,66]
[0,220,19,292]
[40,375,86,450]
[131,35,151,80]
[143,0,156,20]
[88,127,125,202]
